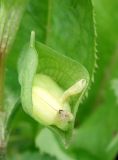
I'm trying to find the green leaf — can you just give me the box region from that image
[45,0,96,81]
[80,0,118,122]
[8,151,56,160]
[69,1,118,159]
[18,41,38,115]
[107,133,118,160]
[9,0,96,80]
[0,0,28,54]
[35,128,74,160]
[70,102,118,160]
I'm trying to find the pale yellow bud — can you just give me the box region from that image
[32,74,73,130]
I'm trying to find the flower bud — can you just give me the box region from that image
[18,31,87,132]
[32,74,73,130]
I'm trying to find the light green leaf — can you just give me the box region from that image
[8,151,56,160]
[80,0,118,122]
[9,0,96,80]
[0,0,28,54]
[45,0,96,81]
[18,41,38,115]
[35,128,74,160]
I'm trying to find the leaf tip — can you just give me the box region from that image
[30,30,35,48]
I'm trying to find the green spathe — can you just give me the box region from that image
[18,31,89,135]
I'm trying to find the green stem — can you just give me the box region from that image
[0,113,6,160]
[0,50,6,160]
[0,53,5,112]
[0,135,6,160]
[30,31,35,48]
[0,39,8,159]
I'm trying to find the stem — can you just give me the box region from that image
[0,27,7,160]
[0,53,6,160]
[0,135,6,160]
[30,31,35,48]
[0,113,6,160]
[0,53,5,112]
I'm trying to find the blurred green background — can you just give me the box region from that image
[2,0,118,159]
